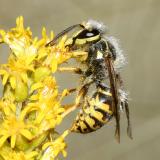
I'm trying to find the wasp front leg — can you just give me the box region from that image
[58,67,84,74]
[61,88,78,118]
[62,86,86,118]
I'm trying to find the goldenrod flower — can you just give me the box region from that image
[0,99,35,148]
[42,130,69,160]
[0,146,38,160]
[0,16,74,160]
[27,77,65,135]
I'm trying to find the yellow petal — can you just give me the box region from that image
[0,30,6,42]
[3,106,11,115]
[62,150,67,157]
[2,73,9,85]
[41,146,54,160]
[16,16,24,30]
[20,105,39,120]
[15,80,28,102]
[29,94,39,101]
[33,37,38,45]
[58,35,67,48]
[34,67,51,82]
[26,151,38,159]
[21,73,28,83]
[20,129,33,140]
[30,82,43,93]
[42,27,47,38]
[0,69,7,75]
[11,135,16,148]
[10,76,16,89]
[42,142,52,150]
[10,41,24,57]
[36,112,44,124]
[51,58,58,73]
[36,39,46,48]
[10,103,16,112]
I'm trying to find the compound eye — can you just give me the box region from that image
[77,29,100,39]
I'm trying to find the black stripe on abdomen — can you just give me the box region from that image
[95,108,113,122]
[89,114,104,129]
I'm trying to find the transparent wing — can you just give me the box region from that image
[105,56,121,143]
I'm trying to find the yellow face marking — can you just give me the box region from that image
[75,35,100,45]
[64,29,83,46]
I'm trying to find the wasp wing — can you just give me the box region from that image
[116,73,133,139]
[105,56,121,143]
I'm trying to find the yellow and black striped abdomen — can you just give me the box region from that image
[71,90,113,133]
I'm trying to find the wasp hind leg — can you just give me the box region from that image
[75,81,93,106]
[124,101,133,139]
[68,81,93,131]
[62,81,93,118]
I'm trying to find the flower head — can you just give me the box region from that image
[42,130,69,160]
[0,16,74,160]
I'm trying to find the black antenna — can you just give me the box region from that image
[46,24,84,47]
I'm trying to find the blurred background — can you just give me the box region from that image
[0,0,160,159]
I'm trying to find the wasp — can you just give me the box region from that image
[46,20,132,142]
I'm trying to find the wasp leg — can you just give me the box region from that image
[124,101,133,139]
[58,67,84,74]
[63,81,93,118]
[61,88,78,118]
[97,83,110,90]
[72,51,88,56]
[62,103,81,117]
[69,81,93,132]
[75,81,93,105]
[60,88,77,99]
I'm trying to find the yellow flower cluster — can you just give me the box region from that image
[0,16,73,160]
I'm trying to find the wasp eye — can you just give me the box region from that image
[77,29,100,39]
